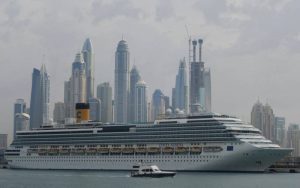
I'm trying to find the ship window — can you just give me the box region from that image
[227,146,234,151]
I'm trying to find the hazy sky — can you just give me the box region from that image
[1,0,300,143]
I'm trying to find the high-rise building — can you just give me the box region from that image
[30,68,41,129]
[147,102,152,122]
[68,53,86,119]
[53,102,65,124]
[88,98,101,122]
[151,89,165,121]
[287,124,300,157]
[97,82,113,123]
[29,65,50,129]
[82,38,94,101]
[171,88,176,111]
[274,117,285,146]
[129,66,141,123]
[204,68,212,112]
[174,58,189,114]
[263,104,275,141]
[190,39,205,113]
[0,134,7,149]
[114,40,130,123]
[64,80,72,121]
[251,101,275,141]
[15,113,30,133]
[163,96,170,111]
[13,99,27,138]
[251,101,264,131]
[135,80,147,123]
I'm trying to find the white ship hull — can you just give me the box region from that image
[6,143,292,172]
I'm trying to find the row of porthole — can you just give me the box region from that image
[15,159,211,163]
[21,155,220,159]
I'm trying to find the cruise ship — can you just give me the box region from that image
[5,113,292,172]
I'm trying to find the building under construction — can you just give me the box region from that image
[189,39,211,113]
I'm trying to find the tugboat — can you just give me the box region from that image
[131,164,176,178]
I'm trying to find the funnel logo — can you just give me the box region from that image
[76,111,82,119]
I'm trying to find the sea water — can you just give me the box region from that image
[0,169,299,188]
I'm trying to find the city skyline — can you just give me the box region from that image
[1,0,300,143]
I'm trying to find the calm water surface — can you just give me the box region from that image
[0,169,299,188]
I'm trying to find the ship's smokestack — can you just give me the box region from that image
[76,103,90,123]
[198,39,203,62]
[192,40,197,62]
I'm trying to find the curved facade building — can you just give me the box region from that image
[29,65,50,129]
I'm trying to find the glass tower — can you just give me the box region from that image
[114,40,130,123]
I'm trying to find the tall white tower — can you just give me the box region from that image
[82,38,94,101]
[135,80,148,123]
[70,53,86,118]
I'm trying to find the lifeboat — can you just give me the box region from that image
[49,149,59,155]
[162,147,174,154]
[190,146,202,154]
[135,147,147,154]
[175,147,189,154]
[86,148,97,154]
[38,149,47,155]
[203,146,223,153]
[147,147,160,154]
[110,147,122,154]
[122,148,134,154]
[28,149,38,154]
[98,148,109,154]
[59,149,70,155]
[71,148,85,154]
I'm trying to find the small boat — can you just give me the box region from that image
[131,164,176,178]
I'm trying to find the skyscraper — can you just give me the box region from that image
[88,98,101,122]
[29,65,50,129]
[190,39,205,113]
[97,82,113,123]
[0,134,7,149]
[64,80,72,121]
[171,88,176,111]
[251,101,264,131]
[204,68,212,112]
[135,80,148,123]
[15,113,30,132]
[251,101,275,141]
[53,102,65,124]
[40,65,50,126]
[14,99,27,138]
[263,104,275,141]
[114,40,130,123]
[151,89,165,121]
[174,58,189,114]
[30,68,41,129]
[274,117,285,146]
[287,124,300,157]
[129,66,141,123]
[69,53,86,118]
[163,96,171,111]
[82,38,94,101]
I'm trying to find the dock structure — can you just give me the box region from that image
[268,157,300,173]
